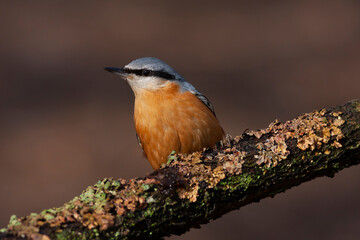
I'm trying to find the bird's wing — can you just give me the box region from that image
[181,81,217,117]
[192,91,216,117]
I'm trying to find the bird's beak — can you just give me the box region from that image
[104,67,128,78]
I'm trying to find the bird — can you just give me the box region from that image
[105,57,224,170]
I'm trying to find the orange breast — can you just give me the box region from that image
[134,82,224,170]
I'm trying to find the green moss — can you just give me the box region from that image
[112,180,121,188]
[93,229,100,237]
[94,191,106,200]
[43,213,55,221]
[167,150,178,164]
[29,213,38,218]
[80,188,95,203]
[355,102,360,112]
[94,180,104,188]
[349,141,360,150]
[55,230,74,240]
[8,215,21,227]
[141,184,150,191]
[4,101,359,240]
[143,207,156,218]
[103,181,111,190]
[219,173,259,192]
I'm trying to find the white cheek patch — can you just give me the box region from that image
[127,76,168,93]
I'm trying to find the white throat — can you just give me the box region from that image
[126,76,168,95]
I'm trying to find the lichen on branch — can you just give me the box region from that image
[1,100,359,240]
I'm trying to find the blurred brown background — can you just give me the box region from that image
[0,1,360,239]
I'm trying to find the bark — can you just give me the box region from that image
[1,100,359,240]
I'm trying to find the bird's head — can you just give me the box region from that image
[105,57,188,95]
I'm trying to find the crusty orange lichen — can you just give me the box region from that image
[250,109,345,168]
[170,107,346,201]
[5,177,163,237]
[173,152,228,202]
[4,101,357,240]
[294,111,344,151]
[222,148,246,175]
[168,137,247,202]
[254,133,289,167]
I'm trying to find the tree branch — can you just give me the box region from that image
[1,100,359,240]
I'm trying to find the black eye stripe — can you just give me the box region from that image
[123,68,176,80]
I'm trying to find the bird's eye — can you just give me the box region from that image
[142,69,150,76]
